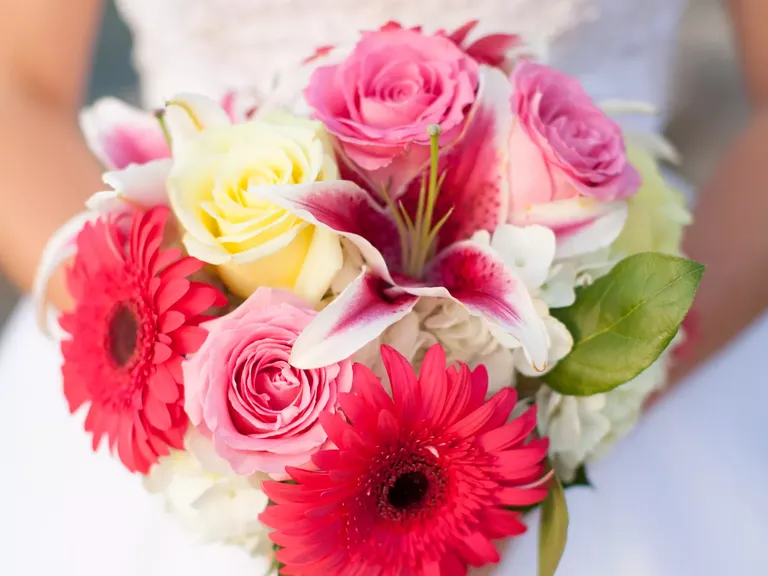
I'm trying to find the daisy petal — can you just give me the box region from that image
[154,278,190,313]
[158,310,185,333]
[423,241,549,372]
[150,365,180,404]
[481,508,527,538]
[153,342,173,364]
[380,346,419,422]
[290,271,419,369]
[144,394,172,430]
[158,256,205,281]
[171,325,210,355]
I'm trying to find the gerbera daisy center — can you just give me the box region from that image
[387,471,429,509]
[376,450,447,521]
[108,303,140,367]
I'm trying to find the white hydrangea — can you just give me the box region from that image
[144,429,271,556]
[537,336,679,482]
[474,224,575,380]
[417,299,517,391]
[351,310,437,387]
[351,298,518,392]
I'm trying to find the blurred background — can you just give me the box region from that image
[0,0,747,327]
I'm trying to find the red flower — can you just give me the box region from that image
[60,207,226,474]
[261,345,550,575]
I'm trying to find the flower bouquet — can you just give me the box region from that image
[35,20,700,576]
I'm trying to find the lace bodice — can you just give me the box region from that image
[116,0,685,131]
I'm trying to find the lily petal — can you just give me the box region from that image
[290,271,419,369]
[510,198,629,259]
[33,211,100,337]
[163,93,231,149]
[79,98,170,170]
[420,241,549,371]
[399,66,512,247]
[250,180,402,279]
[87,159,172,213]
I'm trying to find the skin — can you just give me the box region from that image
[669,0,768,380]
[0,0,765,375]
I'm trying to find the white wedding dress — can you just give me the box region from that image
[3,0,768,574]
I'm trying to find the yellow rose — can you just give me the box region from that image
[168,102,343,304]
[611,142,692,257]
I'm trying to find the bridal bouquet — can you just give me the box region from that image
[35,21,700,576]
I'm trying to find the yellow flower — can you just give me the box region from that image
[612,142,692,257]
[168,101,342,303]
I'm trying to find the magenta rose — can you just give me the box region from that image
[183,288,353,476]
[507,61,640,213]
[305,26,479,178]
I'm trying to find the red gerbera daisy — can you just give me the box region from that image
[59,206,226,474]
[261,344,551,575]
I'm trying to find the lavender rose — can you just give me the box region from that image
[507,61,641,213]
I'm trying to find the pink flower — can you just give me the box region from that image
[60,207,226,474]
[80,92,259,171]
[182,288,353,476]
[507,61,640,211]
[305,26,479,193]
[80,98,171,170]
[255,68,548,372]
[261,345,550,575]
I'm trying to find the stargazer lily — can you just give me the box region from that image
[252,68,549,371]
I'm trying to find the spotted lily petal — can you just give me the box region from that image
[290,271,419,369]
[249,180,402,280]
[79,98,170,170]
[419,241,549,371]
[399,66,512,247]
[510,198,629,259]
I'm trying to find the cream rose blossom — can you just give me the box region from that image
[167,98,343,302]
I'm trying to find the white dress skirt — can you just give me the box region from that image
[4,0,768,574]
[2,298,767,575]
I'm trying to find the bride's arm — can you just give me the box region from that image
[0,0,102,308]
[672,0,768,379]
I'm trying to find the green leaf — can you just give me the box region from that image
[539,477,569,576]
[546,252,703,396]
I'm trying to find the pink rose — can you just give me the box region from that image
[507,61,640,212]
[183,288,353,476]
[305,26,479,175]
